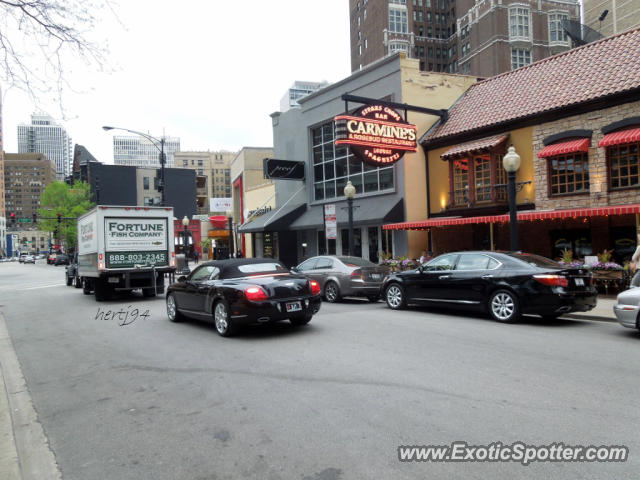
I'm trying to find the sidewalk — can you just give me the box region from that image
[0,312,61,480]
[565,295,617,322]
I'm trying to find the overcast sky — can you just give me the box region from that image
[1,0,351,164]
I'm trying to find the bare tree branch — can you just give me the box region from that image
[0,0,115,118]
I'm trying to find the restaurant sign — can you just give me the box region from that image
[334,105,417,166]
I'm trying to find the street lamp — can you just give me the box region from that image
[226,209,234,259]
[182,215,190,269]
[344,180,356,256]
[503,145,521,251]
[102,126,167,206]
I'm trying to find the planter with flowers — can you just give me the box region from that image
[380,255,419,272]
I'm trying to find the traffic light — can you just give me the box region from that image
[57,213,62,224]
[10,212,15,226]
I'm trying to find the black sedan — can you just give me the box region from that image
[382,251,597,323]
[166,258,322,336]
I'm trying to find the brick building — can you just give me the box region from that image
[385,27,640,262]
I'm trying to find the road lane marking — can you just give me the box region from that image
[24,284,65,290]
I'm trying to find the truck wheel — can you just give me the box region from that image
[82,278,91,295]
[142,288,156,297]
[94,279,112,301]
[66,274,73,286]
[74,276,82,289]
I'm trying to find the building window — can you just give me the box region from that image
[389,6,408,33]
[549,12,569,44]
[549,152,590,195]
[311,122,394,202]
[197,159,203,166]
[509,7,530,40]
[453,159,469,205]
[511,48,531,69]
[144,197,152,206]
[474,157,492,202]
[183,160,188,166]
[143,177,150,190]
[608,142,640,189]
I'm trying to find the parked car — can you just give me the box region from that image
[382,251,597,323]
[166,258,322,337]
[65,254,81,288]
[54,253,69,266]
[18,253,27,263]
[23,255,36,264]
[293,255,388,302]
[613,287,640,330]
[47,253,57,265]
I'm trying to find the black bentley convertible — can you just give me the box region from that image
[166,258,322,336]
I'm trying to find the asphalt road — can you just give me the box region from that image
[1,260,639,480]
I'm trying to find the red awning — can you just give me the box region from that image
[598,128,640,147]
[537,138,590,158]
[383,204,640,230]
[440,134,509,160]
[209,215,228,229]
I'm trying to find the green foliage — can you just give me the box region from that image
[38,181,94,248]
[597,249,612,263]
[561,248,573,264]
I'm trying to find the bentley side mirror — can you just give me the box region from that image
[291,266,299,273]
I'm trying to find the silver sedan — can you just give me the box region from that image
[613,287,640,330]
[293,255,388,303]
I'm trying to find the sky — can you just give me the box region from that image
[1,0,352,164]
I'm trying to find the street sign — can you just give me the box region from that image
[18,218,32,223]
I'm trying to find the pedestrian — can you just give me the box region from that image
[631,235,640,287]
[419,250,428,264]
[236,250,243,259]
[194,249,199,264]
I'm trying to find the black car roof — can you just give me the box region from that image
[200,258,287,279]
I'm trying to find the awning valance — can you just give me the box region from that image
[537,138,590,158]
[383,204,640,230]
[598,128,640,147]
[440,134,509,160]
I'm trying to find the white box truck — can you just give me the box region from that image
[77,206,176,301]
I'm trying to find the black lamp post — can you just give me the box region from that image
[182,216,190,269]
[503,145,521,252]
[227,210,234,259]
[102,126,166,206]
[344,180,356,256]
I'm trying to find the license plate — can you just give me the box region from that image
[108,277,119,283]
[371,274,381,280]
[575,278,584,286]
[286,301,301,312]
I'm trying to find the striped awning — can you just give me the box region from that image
[537,138,590,158]
[598,128,640,147]
[440,134,509,160]
[383,204,640,230]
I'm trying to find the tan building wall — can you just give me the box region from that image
[136,168,162,206]
[583,0,640,37]
[401,60,479,256]
[4,153,56,227]
[13,229,51,253]
[532,99,640,210]
[242,183,276,258]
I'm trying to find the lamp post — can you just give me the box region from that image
[344,180,356,256]
[102,126,167,206]
[503,145,521,252]
[182,215,190,269]
[226,209,234,259]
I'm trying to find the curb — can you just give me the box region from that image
[565,313,617,323]
[0,312,62,480]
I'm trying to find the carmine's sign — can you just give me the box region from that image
[334,105,417,166]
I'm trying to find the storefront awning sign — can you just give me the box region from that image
[334,105,417,167]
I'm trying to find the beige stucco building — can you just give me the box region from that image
[583,0,640,37]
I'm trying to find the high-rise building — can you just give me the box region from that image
[4,153,56,230]
[173,151,236,215]
[350,0,580,78]
[583,0,640,38]
[112,135,180,168]
[280,81,329,112]
[0,89,5,255]
[17,113,72,181]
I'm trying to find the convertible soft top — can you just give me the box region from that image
[202,258,288,279]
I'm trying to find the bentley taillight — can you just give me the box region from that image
[533,274,568,287]
[309,280,321,296]
[245,286,268,301]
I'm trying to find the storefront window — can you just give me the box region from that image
[453,159,469,205]
[608,142,640,189]
[312,122,395,201]
[341,228,362,257]
[549,152,590,195]
[474,157,491,202]
[368,227,379,263]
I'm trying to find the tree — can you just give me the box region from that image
[0,0,112,113]
[38,181,94,249]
